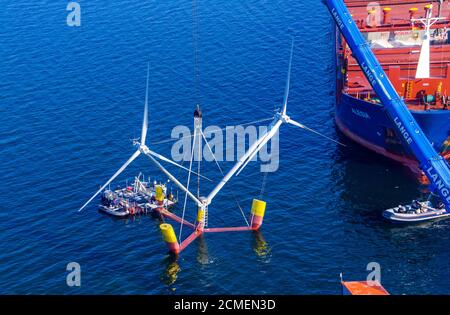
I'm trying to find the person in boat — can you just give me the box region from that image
[396,205,406,213]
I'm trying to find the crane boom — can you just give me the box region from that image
[324,0,450,212]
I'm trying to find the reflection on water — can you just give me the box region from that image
[196,235,211,265]
[252,231,272,261]
[330,137,420,222]
[160,231,272,288]
[160,235,210,288]
[161,256,181,287]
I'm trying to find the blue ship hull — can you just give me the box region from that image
[336,92,450,175]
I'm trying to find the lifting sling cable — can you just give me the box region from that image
[200,130,250,226]
[179,128,198,241]
[259,169,269,200]
[250,168,269,228]
[197,123,201,199]
[192,0,201,105]
[325,0,450,212]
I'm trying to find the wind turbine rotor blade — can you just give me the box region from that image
[144,150,202,207]
[78,150,141,212]
[141,62,150,145]
[144,150,213,182]
[288,119,346,147]
[236,134,271,176]
[282,39,295,116]
[236,124,281,176]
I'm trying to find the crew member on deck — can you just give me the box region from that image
[418,90,426,106]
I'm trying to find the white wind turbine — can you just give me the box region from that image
[80,40,345,213]
[205,39,346,205]
[79,63,210,212]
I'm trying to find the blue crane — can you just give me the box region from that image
[324,0,450,212]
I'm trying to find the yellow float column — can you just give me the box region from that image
[196,206,205,231]
[159,223,180,254]
[250,199,266,230]
[155,185,165,206]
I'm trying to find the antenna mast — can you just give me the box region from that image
[413,4,444,79]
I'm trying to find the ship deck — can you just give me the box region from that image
[340,0,450,111]
[345,0,449,28]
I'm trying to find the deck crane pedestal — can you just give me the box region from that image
[324,0,450,222]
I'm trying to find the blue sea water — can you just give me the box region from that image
[1,0,450,295]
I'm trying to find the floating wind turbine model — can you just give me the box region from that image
[79,40,345,255]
